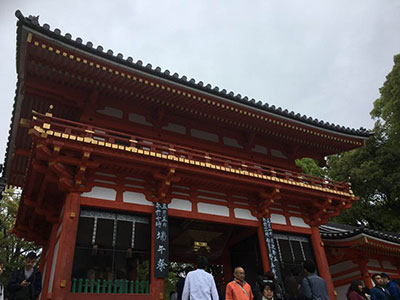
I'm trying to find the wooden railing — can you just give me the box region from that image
[31,112,352,195]
[71,278,149,294]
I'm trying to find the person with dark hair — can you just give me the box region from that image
[182,256,219,300]
[225,267,253,300]
[260,281,276,300]
[8,252,42,300]
[300,260,329,300]
[262,272,283,300]
[170,290,178,300]
[285,267,301,300]
[0,260,4,300]
[177,266,194,300]
[347,279,367,300]
[370,274,393,300]
[381,273,400,300]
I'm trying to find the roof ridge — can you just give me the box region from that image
[14,9,371,137]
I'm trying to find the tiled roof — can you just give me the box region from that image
[14,10,371,138]
[320,222,400,244]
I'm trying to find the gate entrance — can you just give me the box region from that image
[168,217,263,289]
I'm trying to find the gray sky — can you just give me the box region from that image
[1,0,399,162]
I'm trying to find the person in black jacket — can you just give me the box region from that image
[8,252,42,300]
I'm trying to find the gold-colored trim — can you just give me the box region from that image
[32,39,362,147]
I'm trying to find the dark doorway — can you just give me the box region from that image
[230,233,264,288]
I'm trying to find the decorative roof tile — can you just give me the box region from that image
[320,222,400,244]
[14,10,371,137]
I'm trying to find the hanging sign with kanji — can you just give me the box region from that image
[262,217,282,280]
[154,202,169,278]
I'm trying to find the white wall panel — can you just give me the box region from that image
[81,187,116,200]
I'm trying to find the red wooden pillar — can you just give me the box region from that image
[150,209,165,300]
[310,226,336,300]
[39,245,48,273]
[358,260,372,289]
[40,223,58,300]
[257,219,270,272]
[51,192,81,300]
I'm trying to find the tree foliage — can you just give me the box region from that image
[327,54,400,232]
[0,187,39,285]
[295,158,326,178]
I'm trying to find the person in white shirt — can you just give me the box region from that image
[182,256,219,300]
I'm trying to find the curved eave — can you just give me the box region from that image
[322,232,400,249]
[14,10,371,139]
[4,11,371,183]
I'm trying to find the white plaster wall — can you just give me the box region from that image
[289,216,310,228]
[197,202,229,217]
[234,208,257,221]
[271,149,287,159]
[232,195,248,200]
[367,259,381,268]
[128,113,152,126]
[252,145,268,155]
[123,191,153,206]
[41,261,47,296]
[48,239,60,293]
[97,107,123,118]
[197,195,227,203]
[335,285,349,300]
[197,189,226,196]
[382,260,397,270]
[223,137,243,148]
[330,260,357,275]
[125,176,145,182]
[190,129,219,142]
[93,179,116,185]
[172,191,190,197]
[163,122,186,134]
[333,270,361,282]
[56,224,62,238]
[169,199,192,211]
[81,186,116,200]
[125,183,145,189]
[270,213,286,225]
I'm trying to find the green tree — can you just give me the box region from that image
[295,158,326,177]
[327,54,400,232]
[0,187,40,286]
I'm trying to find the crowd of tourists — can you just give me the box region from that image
[1,252,400,300]
[171,256,330,300]
[171,256,400,300]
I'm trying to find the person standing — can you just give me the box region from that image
[177,266,194,300]
[284,267,301,300]
[301,260,329,300]
[381,273,400,300]
[370,274,393,300]
[260,281,276,300]
[347,280,368,300]
[182,256,219,300]
[225,267,253,300]
[8,252,42,300]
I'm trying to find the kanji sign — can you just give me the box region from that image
[262,217,282,281]
[154,202,169,278]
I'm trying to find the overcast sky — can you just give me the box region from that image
[0,0,399,163]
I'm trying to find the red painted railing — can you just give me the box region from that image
[32,112,351,195]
